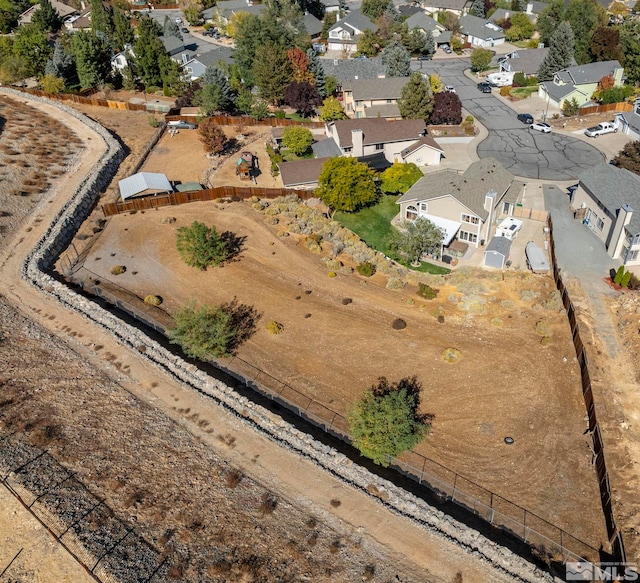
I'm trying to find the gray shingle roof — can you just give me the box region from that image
[489,8,534,24]
[486,236,512,255]
[459,14,505,41]
[555,60,622,85]
[365,103,401,118]
[422,0,469,10]
[331,118,426,148]
[328,10,375,36]
[119,172,172,200]
[342,77,410,100]
[617,109,640,137]
[397,158,518,219]
[500,47,550,75]
[319,57,386,84]
[541,81,582,102]
[278,158,328,187]
[525,0,547,14]
[163,35,186,55]
[303,13,323,37]
[400,134,444,157]
[405,12,441,32]
[579,163,640,235]
[191,46,236,67]
[312,138,342,158]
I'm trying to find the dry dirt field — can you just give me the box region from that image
[82,199,608,552]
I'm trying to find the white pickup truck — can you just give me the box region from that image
[584,121,617,138]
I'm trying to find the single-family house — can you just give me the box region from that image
[538,60,624,109]
[325,118,441,164]
[205,0,266,28]
[615,97,640,141]
[523,1,547,16]
[499,48,564,78]
[118,172,173,201]
[405,12,446,37]
[396,158,525,249]
[278,157,330,188]
[320,0,342,13]
[459,14,505,48]
[571,163,640,266]
[420,0,469,16]
[341,77,409,119]
[182,47,236,80]
[489,8,535,26]
[111,45,135,72]
[327,10,376,52]
[19,0,77,26]
[399,136,445,166]
[303,13,323,39]
[320,58,386,97]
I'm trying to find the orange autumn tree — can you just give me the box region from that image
[287,47,314,84]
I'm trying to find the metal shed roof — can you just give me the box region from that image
[118,172,172,200]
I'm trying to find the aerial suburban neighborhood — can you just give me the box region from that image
[1,0,640,581]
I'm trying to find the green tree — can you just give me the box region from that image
[45,39,75,87]
[70,31,112,88]
[13,24,51,77]
[470,47,493,72]
[613,265,625,284]
[168,303,237,359]
[620,20,640,85]
[588,25,623,63]
[40,74,65,93]
[321,11,337,40]
[564,0,606,64]
[361,0,390,20]
[348,376,431,466]
[397,72,434,120]
[325,75,338,97]
[612,141,640,176]
[389,217,444,264]
[134,16,165,87]
[316,157,379,212]
[356,29,381,58]
[470,0,485,17]
[381,42,411,77]
[163,15,183,40]
[380,163,423,194]
[159,55,188,96]
[537,21,574,81]
[505,13,534,41]
[113,8,134,51]
[31,0,63,32]
[198,120,227,154]
[90,0,114,42]
[306,47,325,96]
[319,96,347,121]
[250,98,270,120]
[562,97,579,116]
[536,0,564,46]
[282,126,314,156]
[405,28,435,56]
[253,42,292,104]
[176,221,229,269]
[198,66,235,113]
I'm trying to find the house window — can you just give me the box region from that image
[356,111,363,118]
[341,31,349,39]
[458,230,478,243]
[343,146,352,152]
[386,99,393,104]
[356,100,363,107]
[596,217,605,230]
[628,249,639,262]
[375,143,383,150]
[186,67,193,73]
[406,205,418,220]
[461,213,479,224]
[420,203,428,212]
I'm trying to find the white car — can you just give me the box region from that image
[176,17,182,24]
[444,85,456,93]
[530,122,551,133]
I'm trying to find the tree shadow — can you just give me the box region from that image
[220,231,246,263]
[222,298,262,353]
[372,376,435,426]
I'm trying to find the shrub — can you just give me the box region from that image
[562,97,579,117]
[328,271,337,277]
[357,262,376,277]
[144,294,163,306]
[629,273,640,291]
[258,493,278,517]
[110,265,126,275]
[500,86,511,97]
[148,114,160,127]
[392,318,406,330]
[621,270,632,288]
[266,321,284,334]
[275,110,286,119]
[176,221,229,270]
[417,283,439,299]
[512,72,526,87]
[614,265,625,285]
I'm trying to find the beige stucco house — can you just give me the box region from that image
[396,158,524,248]
[571,162,640,267]
[341,77,409,119]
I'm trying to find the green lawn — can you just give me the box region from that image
[510,86,538,99]
[281,149,315,161]
[335,195,451,275]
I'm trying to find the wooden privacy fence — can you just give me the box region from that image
[578,102,633,116]
[11,88,147,111]
[546,215,626,564]
[101,186,316,216]
[165,114,325,129]
[512,206,548,222]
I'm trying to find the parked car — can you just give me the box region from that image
[167,121,197,130]
[442,45,452,54]
[477,82,492,93]
[444,85,456,93]
[517,113,534,124]
[181,27,189,33]
[584,121,617,138]
[417,54,433,61]
[530,122,551,133]
[175,17,182,23]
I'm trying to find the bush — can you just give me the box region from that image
[392,318,407,330]
[275,110,286,119]
[621,270,632,288]
[512,72,526,87]
[628,273,640,291]
[144,294,163,306]
[562,97,580,117]
[357,262,376,277]
[500,86,511,97]
[176,221,229,270]
[613,265,625,285]
[266,321,284,334]
[417,283,439,299]
[110,265,126,275]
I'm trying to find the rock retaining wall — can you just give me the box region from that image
[6,88,561,583]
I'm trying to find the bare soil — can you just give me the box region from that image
[81,200,608,551]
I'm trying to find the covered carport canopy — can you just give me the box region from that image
[118,172,172,201]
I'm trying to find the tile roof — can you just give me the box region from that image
[342,77,410,100]
[331,118,427,148]
[579,162,640,235]
[397,157,518,219]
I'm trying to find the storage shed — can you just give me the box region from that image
[118,172,172,201]
[484,236,512,269]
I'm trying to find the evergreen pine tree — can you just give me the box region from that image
[537,21,575,81]
[199,66,235,113]
[113,8,134,51]
[381,42,411,77]
[90,0,114,41]
[133,16,165,87]
[469,0,485,17]
[397,72,434,120]
[163,15,183,40]
[70,31,112,88]
[45,39,74,85]
[306,48,326,96]
[32,0,63,32]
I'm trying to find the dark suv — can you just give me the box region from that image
[517,113,534,124]
[477,82,492,93]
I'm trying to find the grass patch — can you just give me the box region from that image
[284,112,315,122]
[335,195,450,275]
[280,148,315,161]
[510,86,538,99]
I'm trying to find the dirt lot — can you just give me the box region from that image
[82,200,608,551]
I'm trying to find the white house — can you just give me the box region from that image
[615,97,640,141]
[327,10,376,52]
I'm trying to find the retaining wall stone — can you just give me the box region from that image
[5,88,562,583]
